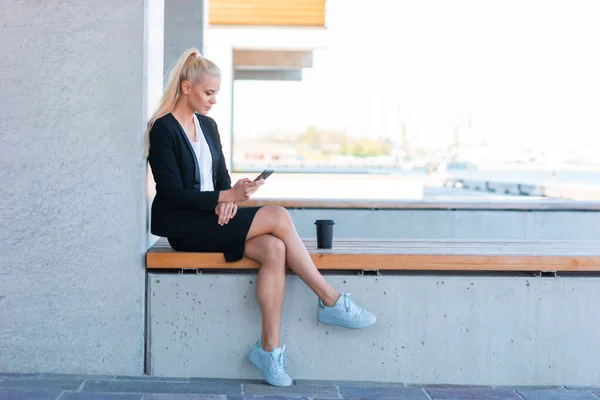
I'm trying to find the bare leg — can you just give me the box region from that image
[244,233,286,352]
[246,206,340,307]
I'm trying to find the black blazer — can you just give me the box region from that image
[148,112,231,238]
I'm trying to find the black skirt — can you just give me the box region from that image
[167,206,262,262]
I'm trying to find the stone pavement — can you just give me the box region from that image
[1,373,599,400]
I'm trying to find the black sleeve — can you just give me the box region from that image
[148,119,220,210]
[209,118,233,191]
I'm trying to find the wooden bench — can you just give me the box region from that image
[146,238,600,272]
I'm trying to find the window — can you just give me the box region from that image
[230,0,600,200]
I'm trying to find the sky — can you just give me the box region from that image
[233,0,600,149]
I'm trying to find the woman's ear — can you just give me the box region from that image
[181,79,191,95]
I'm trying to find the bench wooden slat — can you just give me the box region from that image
[146,238,600,271]
[241,199,600,211]
[150,238,600,254]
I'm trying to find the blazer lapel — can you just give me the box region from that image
[169,114,201,191]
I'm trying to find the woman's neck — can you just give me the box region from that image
[171,101,195,125]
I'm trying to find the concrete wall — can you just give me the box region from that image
[285,209,600,240]
[163,0,205,74]
[147,273,600,385]
[0,0,158,374]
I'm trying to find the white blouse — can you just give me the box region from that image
[190,115,214,192]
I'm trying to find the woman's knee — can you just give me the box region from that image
[264,206,292,225]
[264,236,286,265]
[249,206,293,240]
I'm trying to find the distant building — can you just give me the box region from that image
[203,0,329,169]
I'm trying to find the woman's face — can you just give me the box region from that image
[183,74,221,115]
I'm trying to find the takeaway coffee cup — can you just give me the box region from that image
[315,220,335,249]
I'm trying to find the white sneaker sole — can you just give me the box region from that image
[317,313,377,329]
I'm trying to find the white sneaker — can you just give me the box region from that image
[248,339,293,387]
[317,292,377,329]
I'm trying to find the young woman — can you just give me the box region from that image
[146,48,376,387]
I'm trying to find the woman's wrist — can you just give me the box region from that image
[218,189,236,203]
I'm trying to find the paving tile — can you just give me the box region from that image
[340,386,428,399]
[60,392,143,399]
[0,388,62,400]
[243,383,339,398]
[40,374,115,380]
[83,379,241,396]
[248,397,311,400]
[419,385,494,389]
[0,376,84,390]
[231,397,311,400]
[188,378,261,385]
[518,389,600,400]
[0,373,43,379]
[296,379,406,388]
[426,388,522,400]
[116,376,189,382]
[144,395,226,400]
[495,386,564,391]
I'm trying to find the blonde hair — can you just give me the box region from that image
[144,48,221,158]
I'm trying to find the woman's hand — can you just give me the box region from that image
[230,178,264,202]
[215,202,237,226]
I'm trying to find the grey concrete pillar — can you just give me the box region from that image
[0,0,158,374]
[164,0,205,74]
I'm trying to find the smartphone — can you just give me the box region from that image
[254,169,274,181]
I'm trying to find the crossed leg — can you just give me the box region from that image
[243,206,341,351]
[243,234,286,352]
